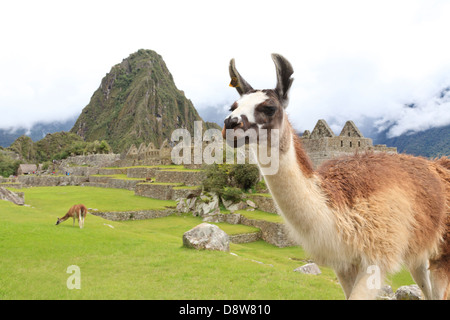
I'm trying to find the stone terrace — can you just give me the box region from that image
[12,154,284,247]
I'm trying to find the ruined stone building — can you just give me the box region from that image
[121,140,173,166]
[119,119,396,169]
[301,119,397,168]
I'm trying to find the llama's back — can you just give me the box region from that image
[318,152,444,210]
[317,152,448,271]
[435,156,450,171]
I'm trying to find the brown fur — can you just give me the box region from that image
[292,132,314,178]
[318,153,447,252]
[56,204,87,228]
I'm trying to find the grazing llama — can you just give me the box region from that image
[223,53,450,300]
[56,204,87,229]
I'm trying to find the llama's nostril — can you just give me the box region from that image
[225,116,241,129]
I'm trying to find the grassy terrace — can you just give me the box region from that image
[172,185,201,190]
[137,182,183,186]
[0,186,414,299]
[102,164,198,171]
[90,174,145,181]
[158,168,203,172]
[236,209,284,223]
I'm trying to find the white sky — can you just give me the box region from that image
[1,0,450,137]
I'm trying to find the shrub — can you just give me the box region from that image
[202,163,261,202]
[0,154,21,177]
[202,164,227,194]
[221,186,242,203]
[229,164,260,190]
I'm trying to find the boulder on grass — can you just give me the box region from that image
[394,285,423,300]
[294,263,321,275]
[183,223,230,252]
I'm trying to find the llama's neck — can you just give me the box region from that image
[255,123,337,254]
[59,214,70,222]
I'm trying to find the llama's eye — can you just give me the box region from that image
[263,106,276,116]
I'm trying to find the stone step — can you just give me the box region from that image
[228,231,262,244]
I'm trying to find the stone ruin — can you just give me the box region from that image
[120,120,397,169]
[301,119,397,168]
[119,139,173,166]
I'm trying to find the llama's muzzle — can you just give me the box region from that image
[222,117,243,139]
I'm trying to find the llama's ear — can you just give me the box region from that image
[229,58,254,96]
[272,53,294,108]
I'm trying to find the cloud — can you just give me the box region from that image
[376,86,450,138]
[1,0,450,138]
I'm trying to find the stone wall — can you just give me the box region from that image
[172,187,202,200]
[126,167,158,178]
[18,175,88,187]
[203,213,296,248]
[59,154,121,168]
[154,170,205,186]
[228,231,262,244]
[246,194,278,214]
[240,216,296,247]
[135,183,201,200]
[63,166,100,176]
[90,209,177,221]
[135,183,176,200]
[0,177,22,189]
[98,168,127,175]
[87,177,145,190]
[112,157,172,168]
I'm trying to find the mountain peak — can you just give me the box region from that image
[71,49,218,153]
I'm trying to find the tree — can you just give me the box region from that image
[0,153,21,177]
[202,163,261,203]
[229,164,260,190]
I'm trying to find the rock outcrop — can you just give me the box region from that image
[294,263,322,275]
[182,223,230,252]
[0,187,24,205]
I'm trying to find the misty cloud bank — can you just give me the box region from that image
[196,73,450,141]
[375,87,450,138]
[2,1,450,142]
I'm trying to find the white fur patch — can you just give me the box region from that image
[227,91,269,124]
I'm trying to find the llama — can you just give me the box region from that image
[56,204,87,229]
[223,53,450,300]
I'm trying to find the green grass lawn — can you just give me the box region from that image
[0,186,413,299]
[236,209,284,223]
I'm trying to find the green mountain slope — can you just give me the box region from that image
[8,132,84,162]
[71,49,219,153]
[0,117,76,148]
[376,124,450,158]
